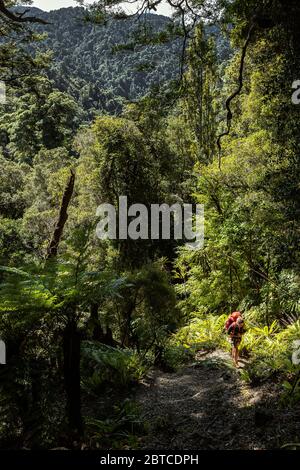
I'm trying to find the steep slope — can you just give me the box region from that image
[27,7,181,114]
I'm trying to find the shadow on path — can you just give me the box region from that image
[136,350,300,450]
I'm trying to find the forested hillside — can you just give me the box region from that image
[28,7,182,115]
[0,0,300,453]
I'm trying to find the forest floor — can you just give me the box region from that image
[135,350,300,450]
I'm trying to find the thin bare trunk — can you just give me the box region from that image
[46,169,75,259]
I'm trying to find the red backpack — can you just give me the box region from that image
[227,320,244,337]
[225,312,241,331]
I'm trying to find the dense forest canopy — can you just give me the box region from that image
[0,0,300,452]
[27,7,183,115]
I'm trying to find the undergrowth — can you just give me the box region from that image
[163,312,300,404]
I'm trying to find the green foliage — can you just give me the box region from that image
[81,342,147,392]
[164,314,229,369]
[0,155,29,219]
[239,320,300,387]
[171,314,229,349]
[183,23,219,163]
[2,0,300,449]
[0,78,81,162]
[116,262,179,350]
[161,311,300,410]
[164,311,300,401]
[30,7,181,115]
[0,2,50,86]
[85,399,145,449]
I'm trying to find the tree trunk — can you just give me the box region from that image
[63,317,83,434]
[121,302,135,347]
[47,169,75,259]
[90,303,105,342]
[45,169,83,433]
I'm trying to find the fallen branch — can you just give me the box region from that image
[0,1,49,25]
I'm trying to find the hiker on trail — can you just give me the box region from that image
[225,312,246,367]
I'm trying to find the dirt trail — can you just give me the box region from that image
[136,350,300,450]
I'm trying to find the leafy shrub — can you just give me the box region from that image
[81,341,147,393]
[85,399,145,449]
[163,343,196,370]
[163,311,300,404]
[163,314,229,369]
[262,270,300,322]
[240,319,300,389]
[171,313,228,349]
